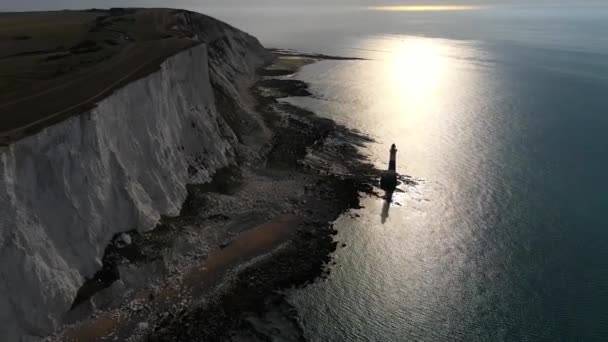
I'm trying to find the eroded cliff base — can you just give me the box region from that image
[46,55,379,341]
[1,9,274,340]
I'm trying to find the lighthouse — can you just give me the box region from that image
[380,144,398,191]
[388,144,397,172]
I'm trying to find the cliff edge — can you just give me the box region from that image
[0,9,271,341]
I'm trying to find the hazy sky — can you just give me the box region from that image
[1,0,605,12]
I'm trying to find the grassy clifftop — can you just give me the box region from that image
[0,8,209,144]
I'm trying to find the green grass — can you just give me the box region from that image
[0,9,198,140]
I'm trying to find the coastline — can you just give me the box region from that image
[152,54,380,341]
[46,52,379,341]
[1,10,273,338]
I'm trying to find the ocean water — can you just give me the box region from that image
[6,1,608,340]
[212,4,608,341]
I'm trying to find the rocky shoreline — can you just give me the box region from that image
[48,52,379,341]
[150,55,380,341]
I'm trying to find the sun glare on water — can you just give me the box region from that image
[368,5,480,11]
[386,38,449,110]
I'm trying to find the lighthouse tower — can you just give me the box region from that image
[389,144,397,171]
[380,144,398,191]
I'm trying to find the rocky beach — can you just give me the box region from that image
[40,52,381,341]
[0,9,383,340]
[6,3,608,341]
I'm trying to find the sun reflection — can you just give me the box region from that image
[387,38,447,110]
[368,5,480,12]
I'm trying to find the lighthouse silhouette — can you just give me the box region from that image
[380,144,398,191]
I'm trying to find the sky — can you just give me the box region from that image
[1,0,606,12]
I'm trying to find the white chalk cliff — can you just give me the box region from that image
[0,11,270,341]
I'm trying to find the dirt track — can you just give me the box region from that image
[0,9,198,145]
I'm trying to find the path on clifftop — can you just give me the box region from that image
[0,9,198,144]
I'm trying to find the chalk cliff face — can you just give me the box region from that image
[0,11,270,341]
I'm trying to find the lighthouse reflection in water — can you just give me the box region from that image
[380,144,398,224]
[285,35,496,340]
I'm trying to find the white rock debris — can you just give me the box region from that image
[115,233,132,248]
[0,12,269,341]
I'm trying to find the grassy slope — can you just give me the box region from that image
[0,9,199,144]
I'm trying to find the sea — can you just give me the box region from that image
[214,4,608,341]
[7,1,608,341]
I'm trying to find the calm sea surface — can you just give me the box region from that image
[215,5,608,341]
[7,1,608,340]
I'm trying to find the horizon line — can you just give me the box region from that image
[367,5,482,12]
